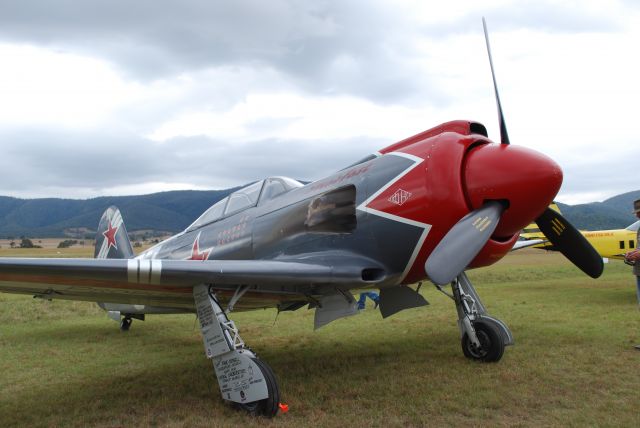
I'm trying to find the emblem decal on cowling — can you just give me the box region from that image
[388,189,412,206]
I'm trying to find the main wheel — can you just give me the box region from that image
[235,358,280,417]
[461,321,504,362]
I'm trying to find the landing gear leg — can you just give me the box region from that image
[193,284,280,417]
[436,272,513,362]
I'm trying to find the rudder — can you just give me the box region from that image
[95,206,134,259]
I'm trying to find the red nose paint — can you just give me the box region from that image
[463,144,562,238]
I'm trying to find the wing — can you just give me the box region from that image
[0,257,385,310]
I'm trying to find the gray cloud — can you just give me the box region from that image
[454,1,621,35]
[0,0,636,201]
[6,121,636,203]
[0,1,623,105]
[0,0,433,102]
[0,126,385,196]
[509,1,621,33]
[559,146,640,202]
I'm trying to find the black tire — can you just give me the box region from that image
[234,358,280,418]
[120,318,132,332]
[461,321,504,362]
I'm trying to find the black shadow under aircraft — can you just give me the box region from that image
[0,21,603,417]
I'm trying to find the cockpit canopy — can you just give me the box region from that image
[186,177,303,232]
[626,220,640,232]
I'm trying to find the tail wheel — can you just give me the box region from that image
[234,358,280,417]
[461,321,504,362]
[120,317,132,332]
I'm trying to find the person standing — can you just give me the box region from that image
[623,198,640,350]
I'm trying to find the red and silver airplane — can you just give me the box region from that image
[0,21,603,417]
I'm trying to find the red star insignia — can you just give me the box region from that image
[103,221,118,250]
[190,233,211,260]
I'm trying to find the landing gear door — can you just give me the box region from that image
[213,350,269,403]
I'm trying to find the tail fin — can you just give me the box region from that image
[95,206,134,259]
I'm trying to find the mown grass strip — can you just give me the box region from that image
[0,250,639,427]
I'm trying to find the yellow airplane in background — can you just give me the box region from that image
[520,203,640,260]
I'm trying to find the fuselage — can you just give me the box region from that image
[524,222,639,260]
[522,203,639,260]
[133,120,562,311]
[582,227,638,260]
[0,120,564,314]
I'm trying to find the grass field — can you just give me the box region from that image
[1,249,639,427]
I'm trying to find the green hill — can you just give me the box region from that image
[558,190,640,230]
[0,187,637,238]
[0,189,238,238]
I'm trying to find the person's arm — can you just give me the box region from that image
[624,249,640,262]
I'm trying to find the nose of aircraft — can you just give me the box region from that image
[463,143,563,238]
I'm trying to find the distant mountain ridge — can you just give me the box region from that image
[0,188,637,238]
[0,189,238,238]
[557,189,640,230]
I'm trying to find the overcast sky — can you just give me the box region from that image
[0,0,638,204]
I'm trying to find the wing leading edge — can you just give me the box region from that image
[0,257,385,309]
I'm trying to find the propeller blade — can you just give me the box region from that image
[425,201,504,285]
[535,208,604,278]
[482,17,510,145]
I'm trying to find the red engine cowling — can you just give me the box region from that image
[463,143,563,238]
